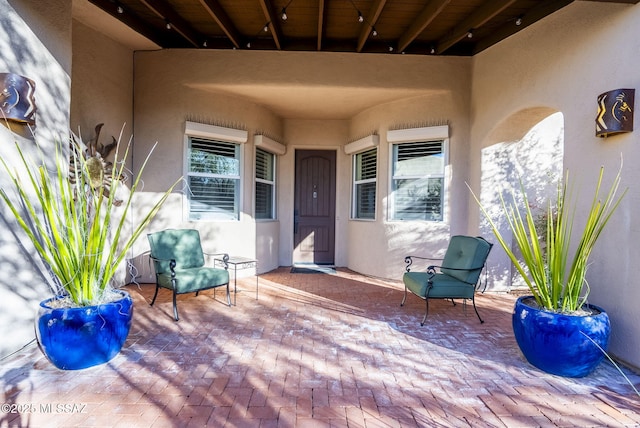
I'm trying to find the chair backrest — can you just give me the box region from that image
[147,229,205,273]
[440,235,492,285]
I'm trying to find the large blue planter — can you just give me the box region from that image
[512,296,610,378]
[36,290,133,370]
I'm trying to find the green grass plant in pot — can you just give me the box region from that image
[0,124,179,370]
[470,166,626,377]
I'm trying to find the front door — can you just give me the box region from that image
[293,150,336,264]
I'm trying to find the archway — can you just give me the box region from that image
[479,111,564,291]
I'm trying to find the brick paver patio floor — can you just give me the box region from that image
[1,267,639,427]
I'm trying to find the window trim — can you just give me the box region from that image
[350,147,378,221]
[183,123,247,222]
[255,147,277,221]
[388,138,449,222]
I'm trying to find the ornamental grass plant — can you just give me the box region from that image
[0,127,179,306]
[471,166,626,313]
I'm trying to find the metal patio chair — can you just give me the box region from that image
[147,229,231,321]
[401,235,492,325]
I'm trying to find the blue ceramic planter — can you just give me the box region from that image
[36,290,133,370]
[512,296,610,378]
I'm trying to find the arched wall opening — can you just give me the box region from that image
[478,110,564,291]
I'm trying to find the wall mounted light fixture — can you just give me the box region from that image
[0,73,36,125]
[596,88,634,138]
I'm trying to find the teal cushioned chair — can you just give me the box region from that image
[401,235,492,325]
[148,229,231,321]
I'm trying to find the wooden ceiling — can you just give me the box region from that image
[88,0,638,55]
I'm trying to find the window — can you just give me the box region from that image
[187,137,240,220]
[352,148,377,219]
[255,148,275,219]
[391,140,444,221]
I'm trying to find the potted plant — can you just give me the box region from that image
[470,166,626,377]
[0,124,179,370]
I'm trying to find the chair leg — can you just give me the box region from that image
[472,296,484,324]
[400,285,407,306]
[225,283,231,306]
[172,290,179,321]
[420,297,429,326]
[150,284,160,306]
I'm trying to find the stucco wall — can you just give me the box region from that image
[132,50,472,279]
[132,50,284,277]
[0,0,71,358]
[347,74,472,279]
[69,18,136,285]
[470,2,640,369]
[70,19,134,147]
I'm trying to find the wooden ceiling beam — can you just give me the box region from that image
[436,0,517,54]
[139,0,202,47]
[88,0,169,47]
[396,0,450,53]
[579,0,639,3]
[317,0,326,51]
[258,0,283,50]
[199,0,243,49]
[472,0,574,54]
[356,0,387,53]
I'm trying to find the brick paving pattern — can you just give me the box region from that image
[1,267,639,427]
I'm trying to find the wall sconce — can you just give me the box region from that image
[0,73,36,125]
[596,88,634,138]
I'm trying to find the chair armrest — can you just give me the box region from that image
[149,254,177,275]
[149,254,174,263]
[203,252,229,269]
[404,255,443,272]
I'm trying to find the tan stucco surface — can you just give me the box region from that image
[470,2,640,369]
[1,0,72,358]
[131,49,472,278]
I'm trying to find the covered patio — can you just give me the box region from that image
[2,269,638,427]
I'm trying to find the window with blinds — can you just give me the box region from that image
[255,148,275,219]
[352,148,377,219]
[391,140,444,221]
[187,137,240,221]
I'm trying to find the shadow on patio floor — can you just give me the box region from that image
[1,267,639,427]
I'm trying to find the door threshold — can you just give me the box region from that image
[291,263,337,274]
[292,262,335,269]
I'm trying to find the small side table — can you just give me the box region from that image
[215,256,258,305]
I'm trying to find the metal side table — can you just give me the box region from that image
[215,256,258,305]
